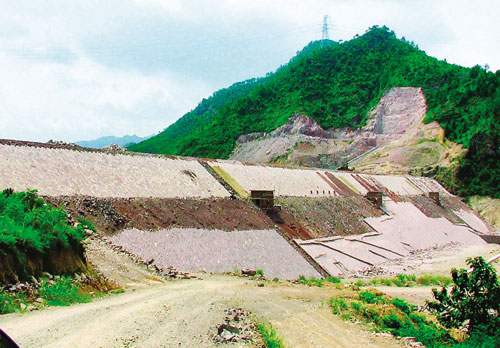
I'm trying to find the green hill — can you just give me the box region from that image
[129,26,500,197]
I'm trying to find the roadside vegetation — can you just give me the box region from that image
[0,189,90,255]
[257,322,286,348]
[355,274,452,287]
[296,274,452,288]
[296,275,341,287]
[327,257,499,348]
[0,189,120,314]
[0,272,121,314]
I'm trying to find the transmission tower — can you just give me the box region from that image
[321,15,329,47]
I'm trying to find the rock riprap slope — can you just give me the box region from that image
[0,143,229,198]
[108,228,320,279]
[208,159,449,199]
[296,199,490,277]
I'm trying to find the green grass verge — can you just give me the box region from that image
[1,273,120,314]
[296,275,341,287]
[257,322,285,348]
[355,274,452,287]
[329,290,451,348]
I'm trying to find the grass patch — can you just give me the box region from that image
[211,166,249,198]
[328,290,452,348]
[257,322,285,348]
[37,276,93,306]
[296,275,342,287]
[0,272,120,314]
[362,274,452,287]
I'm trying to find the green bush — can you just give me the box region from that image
[382,314,402,329]
[325,276,341,283]
[427,256,500,335]
[329,298,348,314]
[359,291,385,304]
[450,329,500,348]
[0,189,88,254]
[392,298,411,314]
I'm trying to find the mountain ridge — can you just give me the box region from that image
[129,25,499,197]
[76,134,152,149]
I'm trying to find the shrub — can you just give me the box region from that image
[0,189,88,254]
[427,256,500,335]
[382,314,402,329]
[392,298,411,314]
[359,291,385,304]
[256,269,264,277]
[450,328,500,348]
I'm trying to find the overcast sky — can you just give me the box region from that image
[1,0,499,142]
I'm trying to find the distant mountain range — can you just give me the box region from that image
[76,134,152,149]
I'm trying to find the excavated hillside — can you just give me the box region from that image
[230,87,462,174]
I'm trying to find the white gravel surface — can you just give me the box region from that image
[108,228,320,279]
[0,144,229,198]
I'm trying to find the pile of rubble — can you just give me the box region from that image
[212,307,261,344]
[102,143,128,153]
[101,237,197,280]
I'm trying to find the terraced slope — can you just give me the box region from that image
[1,141,494,280]
[0,142,229,198]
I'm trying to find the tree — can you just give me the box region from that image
[427,257,500,334]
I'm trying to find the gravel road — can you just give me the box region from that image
[0,276,403,348]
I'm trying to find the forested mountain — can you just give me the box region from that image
[129,26,500,197]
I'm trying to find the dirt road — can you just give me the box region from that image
[0,276,403,348]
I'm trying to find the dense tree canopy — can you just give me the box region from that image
[129,26,500,197]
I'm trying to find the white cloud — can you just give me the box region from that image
[0,52,210,142]
[0,0,498,143]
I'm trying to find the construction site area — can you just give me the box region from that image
[0,139,497,278]
[0,128,498,347]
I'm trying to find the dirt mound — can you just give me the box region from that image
[46,196,275,235]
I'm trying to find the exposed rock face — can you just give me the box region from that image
[230,87,455,173]
[365,87,427,137]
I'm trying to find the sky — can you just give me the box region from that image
[0,0,499,143]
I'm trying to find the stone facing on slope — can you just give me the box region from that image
[108,228,321,279]
[0,143,229,198]
[207,159,449,199]
[297,200,487,277]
